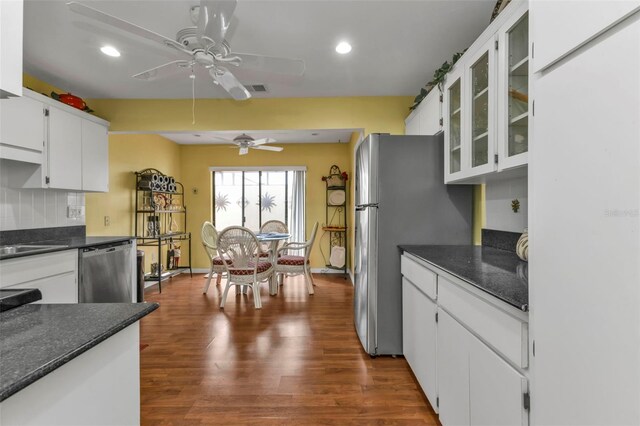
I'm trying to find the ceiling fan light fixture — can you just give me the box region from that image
[100,45,121,57]
[335,41,352,54]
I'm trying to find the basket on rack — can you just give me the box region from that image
[322,165,348,189]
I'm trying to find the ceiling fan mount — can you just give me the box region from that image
[67,0,305,100]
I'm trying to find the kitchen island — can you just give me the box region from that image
[0,302,158,425]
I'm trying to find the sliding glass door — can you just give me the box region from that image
[212,169,305,241]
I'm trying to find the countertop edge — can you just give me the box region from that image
[0,302,159,402]
[399,246,528,313]
[0,236,136,261]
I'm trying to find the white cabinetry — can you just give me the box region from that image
[1,89,110,192]
[531,0,640,72]
[529,7,640,425]
[0,250,78,303]
[401,253,529,426]
[444,0,529,184]
[0,95,45,163]
[405,88,442,136]
[0,0,23,98]
[49,106,82,190]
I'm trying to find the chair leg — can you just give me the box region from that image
[253,282,262,309]
[304,267,315,295]
[216,273,222,286]
[203,264,214,293]
[220,282,232,308]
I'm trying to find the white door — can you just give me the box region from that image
[531,0,640,72]
[402,278,438,411]
[81,120,109,192]
[0,95,44,162]
[437,309,470,426]
[530,14,640,426]
[48,106,82,190]
[469,335,528,426]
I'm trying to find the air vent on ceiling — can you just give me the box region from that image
[246,84,268,93]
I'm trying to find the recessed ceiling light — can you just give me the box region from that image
[100,45,120,57]
[335,41,352,55]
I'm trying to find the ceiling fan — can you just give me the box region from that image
[67,0,305,100]
[216,133,284,155]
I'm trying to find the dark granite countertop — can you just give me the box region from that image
[0,288,42,312]
[0,236,134,260]
[0,302,158,401]
[399,245,528,312]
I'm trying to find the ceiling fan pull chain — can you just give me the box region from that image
[190,68,196,125]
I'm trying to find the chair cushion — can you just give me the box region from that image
[231,262,272,275]
[212,256,226,265]
[277,255,308,266]
[259,252,270,258]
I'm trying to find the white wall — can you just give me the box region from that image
[485,176,528,233]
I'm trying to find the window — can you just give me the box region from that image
[211,168,306,242]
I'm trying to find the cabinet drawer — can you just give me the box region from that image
[401,254,437,300]
[0,250,77,288]
[438,276,528,368]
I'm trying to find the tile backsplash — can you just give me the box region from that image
[485,176,528,233]
[0,187,85,231]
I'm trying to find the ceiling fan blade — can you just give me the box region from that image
[132,60,191,80]
[251,138,276,146]
[252,145,284,152]
[210,68,251,100]
[197,0,237,49]
[67,2,193,58]
[239,147,249,155]
[232,53,305,76]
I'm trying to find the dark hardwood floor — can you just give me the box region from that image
[139,273,439,425]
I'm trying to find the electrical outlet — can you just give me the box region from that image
[104,216,111,226]
[67,206,82,218]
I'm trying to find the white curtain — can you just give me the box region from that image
[288,170,306,243]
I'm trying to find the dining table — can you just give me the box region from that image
[255,232,290,295]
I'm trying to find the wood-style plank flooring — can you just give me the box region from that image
[140,273,439,425]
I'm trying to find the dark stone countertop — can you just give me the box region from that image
[0,302,158,402]
[0,236,135,261]
[399,245,528,312]
[0,288,42,312]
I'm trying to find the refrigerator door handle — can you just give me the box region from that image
[356,203,379,211]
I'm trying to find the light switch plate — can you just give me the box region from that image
[67,206,82,218]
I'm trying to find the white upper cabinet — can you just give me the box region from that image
[81,119,109,192]
[405,88,442,136]
[531,0,640,72]
[444,0,529,184]
[0,0,23,98]
[0,95,45,163]
[1,89,110,192]
[49,106,82,190]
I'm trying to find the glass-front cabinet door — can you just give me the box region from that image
[466,38,497,177]
[498,9,529,170]
[444,66,466,181]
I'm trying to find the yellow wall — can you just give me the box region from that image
[85,133,182,270]
[180,143,349,269]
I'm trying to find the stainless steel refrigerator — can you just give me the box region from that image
[354,133,472,355]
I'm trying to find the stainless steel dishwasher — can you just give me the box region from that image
[79,240,135,303]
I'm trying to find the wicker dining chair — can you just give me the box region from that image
[201,221,226,294]
[259,220,289,255]
[274,222,319,295]
[217,226,274,309]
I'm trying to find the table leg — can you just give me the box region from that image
[269,240,278,295]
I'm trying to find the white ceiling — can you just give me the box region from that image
[157,128,357,144]
[23,0,496,100]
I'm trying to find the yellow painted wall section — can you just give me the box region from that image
[181,143,349,269]
[23,73,67,97]
[85,133,182,269]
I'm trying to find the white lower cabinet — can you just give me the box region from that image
[0,250,78,303]
[401,253,529,426]
[402,277,437,411]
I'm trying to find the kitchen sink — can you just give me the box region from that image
[0,244,69,256]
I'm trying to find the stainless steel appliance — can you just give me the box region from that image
[79,240,135,303]
[354,134,472,355]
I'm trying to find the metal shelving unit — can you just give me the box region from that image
[134,168,192,292]
[323,165,348,277]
